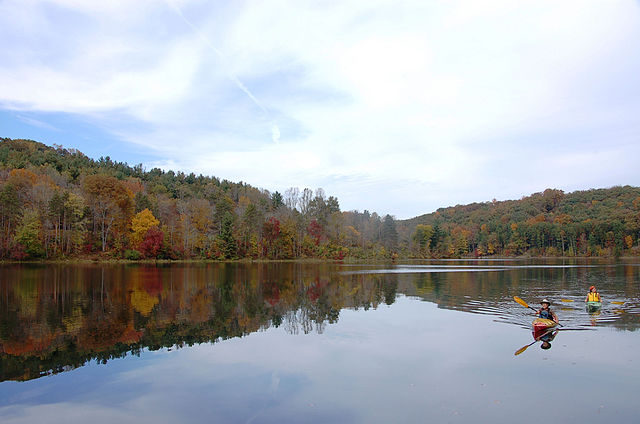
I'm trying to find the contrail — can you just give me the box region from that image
[165,0,281,143]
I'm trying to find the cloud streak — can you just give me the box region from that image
[164,0,281,143]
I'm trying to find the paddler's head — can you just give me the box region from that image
[541,341,551,349]
[589,285,596,292]
[541,299,551,309]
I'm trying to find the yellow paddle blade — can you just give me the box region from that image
[514,344,530,356]
[611,301,625,305]
[561,299,574,302]
[513,296,530,309]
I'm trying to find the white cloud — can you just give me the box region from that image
[1,0,639,217]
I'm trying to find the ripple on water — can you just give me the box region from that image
[434,291,633,331]
[343,261,640,332]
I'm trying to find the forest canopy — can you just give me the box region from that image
[1,137,639,260]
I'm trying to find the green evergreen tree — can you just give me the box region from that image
[218,212,237,259]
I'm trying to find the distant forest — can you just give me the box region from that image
[1,137,639,260]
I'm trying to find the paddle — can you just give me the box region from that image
[562,299,625,304]
[513,296,538,312]
[513,296,563,327]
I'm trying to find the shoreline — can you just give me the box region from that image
[0,255,636,266]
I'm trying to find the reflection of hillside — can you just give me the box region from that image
[2,262,638,382]
[0,264,397,382]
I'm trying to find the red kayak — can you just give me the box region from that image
[532,318,557,337]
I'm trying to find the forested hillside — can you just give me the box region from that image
[398,186,640,258]
[1,137,639,260]
[0,138,398,260]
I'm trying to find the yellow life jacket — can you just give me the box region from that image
[587,292,600,302]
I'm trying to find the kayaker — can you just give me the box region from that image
[586,285,601,302]
[537,299,558,323]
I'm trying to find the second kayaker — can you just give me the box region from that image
[537,299,558,323]
[586,285,601,302]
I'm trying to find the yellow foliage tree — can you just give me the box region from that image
[625,235,633,249]
[131,208,160,246]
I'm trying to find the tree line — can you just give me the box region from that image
[0,138,399,260]
[2,138,639,260]
[399,186,640,258]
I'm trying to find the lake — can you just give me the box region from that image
[1,259,639,423]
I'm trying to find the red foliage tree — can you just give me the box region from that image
[262,217,280,258]
[307,219,323,245]
[138,227,164,259]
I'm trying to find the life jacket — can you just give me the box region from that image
[587,292,601,302]
[539,308,553,320]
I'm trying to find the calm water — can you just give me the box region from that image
[1,259,639,423]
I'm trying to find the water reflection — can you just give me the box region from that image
[1,260,639,383]
[0,263,394,382]
[514,328,560,356]
[535,328,559,350]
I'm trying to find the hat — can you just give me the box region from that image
[541,299,551,305]
[589,285,596,291]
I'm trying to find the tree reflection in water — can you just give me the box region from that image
[0,263,394,382]
[2,260,639,381]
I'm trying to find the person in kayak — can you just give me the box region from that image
[586,285,601,302]
[537,299,558,323]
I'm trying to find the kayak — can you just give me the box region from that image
[532,318,557,332]
[586,301,602,312]
[532,318,557,339]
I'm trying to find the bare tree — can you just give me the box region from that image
[284,187,299,210]
[299,188,313,216]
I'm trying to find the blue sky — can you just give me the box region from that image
[1,0,639,218]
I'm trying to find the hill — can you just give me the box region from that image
[1,137,639,259]
[0,138,395,260]
[398,187,640,257]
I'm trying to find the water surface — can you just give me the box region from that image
[1,259,639,423]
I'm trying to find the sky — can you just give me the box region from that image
[1,0,639,219]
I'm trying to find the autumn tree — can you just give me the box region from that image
[131,208,160,247]
[412,224,434,256]
[239,203,261,256]
[6,169,38,207]
[0,183,20,254]
[47,191,86,255]
[13,210,44,258]
[83,174,134,251]
[156,195,179,252]
[139,227,164,258]
[262,217,281,259]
